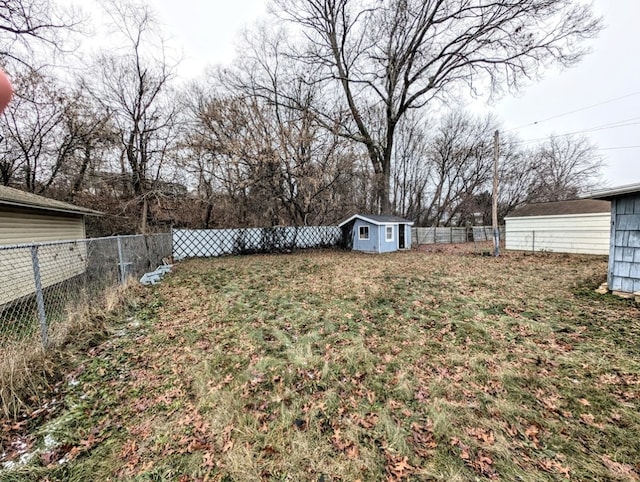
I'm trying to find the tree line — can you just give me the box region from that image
[0,0,603,236]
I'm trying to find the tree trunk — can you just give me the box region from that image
[139,196,148,234]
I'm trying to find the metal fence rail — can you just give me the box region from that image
[0,233,172,348]
[173,226,342,261]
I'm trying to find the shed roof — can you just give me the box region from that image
[589,182,640,200]
[0,185,102,216]
[506,199,610,218]
[338,214,414,227]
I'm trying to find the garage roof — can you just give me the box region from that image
[0,185,102,216]
[507,199,610,218]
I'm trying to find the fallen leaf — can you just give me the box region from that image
[346,444,360,459]
[202,451,216,468]
[600,455,639,480]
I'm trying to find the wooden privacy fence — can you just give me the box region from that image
[412,226,505,245]
[173,226,343,261]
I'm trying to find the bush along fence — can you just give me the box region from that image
[0,233,172,348]
[172,226,343,260]
[412,225,505,246]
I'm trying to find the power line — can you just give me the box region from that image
[507,90,640,131]
[596,145,640,151]
[516,117,640,145]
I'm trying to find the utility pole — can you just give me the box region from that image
[492,130,500,257]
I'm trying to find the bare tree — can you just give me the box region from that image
[391,112,431,220]
[182,26,368,228]
[527,134,603,202]
[0,0,83,69]
[0,69,113,201]
[0,69,68,191]
[270,0,601,214]
[85,0,181,233]
[420,111,497,226]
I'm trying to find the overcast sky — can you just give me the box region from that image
[152,0,640,188]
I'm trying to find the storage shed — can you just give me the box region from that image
[339,214,413,253]
[0,186,101,245]
[591,183,640,294]
[0,186,101,306]
[505,199,611,255]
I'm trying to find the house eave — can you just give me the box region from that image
[0,199,103,216]
[588,182,640,200]
[338,214,414,227]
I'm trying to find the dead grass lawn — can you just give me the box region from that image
[1,249,639,481]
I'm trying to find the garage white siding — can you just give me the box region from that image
[0,186,99,306]
[0,207,85,245]
[505,212,611,255]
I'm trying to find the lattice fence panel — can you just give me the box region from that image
[173,226,342,261]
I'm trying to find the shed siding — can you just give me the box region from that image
[609,194,640,292]
[0,207,85,245]
[0,207,87,306]
[378,225,397,253]
[505,212,610,255]
[352,219,379,252]
[0,242,88,306]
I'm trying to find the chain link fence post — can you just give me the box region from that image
[30,245,48,348]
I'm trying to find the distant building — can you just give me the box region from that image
[505,199,611,255]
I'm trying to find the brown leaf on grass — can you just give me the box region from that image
[600,455,640,480]
[385,454,415,481]
[346,444,360,459]
[414,387,430,403]
[451,437,498,479]
[367,390,376,404]
[263,445,278,456]
[450,437,470,460]
[525,424,540,447]
[187,437,211,453]
[467,427,495,445]
[536,391,560,412]
[410,421,437,456]
[580,413,605,429]
[222,439,234,453]
[120,439,138,458]
[471,452,498,479]
[538,459,571,478]
[202,451,216,468]
[354,412,379,429]
[331,429,351,451]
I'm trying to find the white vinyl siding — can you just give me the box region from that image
[505,212,610,255]
[0,207,87,305]
[0,208,85,245]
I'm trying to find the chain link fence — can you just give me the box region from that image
[173,226,342,261]
[0,234,172,348]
